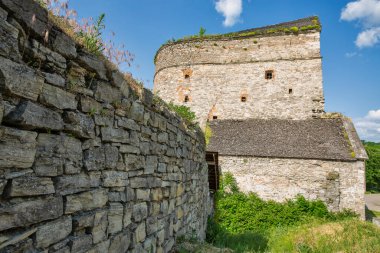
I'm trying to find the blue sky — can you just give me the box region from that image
[69,0,380,142]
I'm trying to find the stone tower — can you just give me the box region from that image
[154,17,324,126]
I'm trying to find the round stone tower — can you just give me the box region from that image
[154,16,325,126]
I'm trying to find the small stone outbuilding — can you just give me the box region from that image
[207,118,368,217]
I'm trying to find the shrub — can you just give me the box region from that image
[204,124,213,146]
[290,26,299,33]
[364,141,380,192]
[167,102,196,126]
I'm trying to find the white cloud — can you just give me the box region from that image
[341,0,380,48]
[353,109,380,142]
[341,0,380,26]
[215,0,243,27]
[367,109,380,119]
[356,27,380,47]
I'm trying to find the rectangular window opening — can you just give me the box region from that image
[213,116,218,120]
[241,96,247,102]
[265,70,274,80]
[184,96,189,102]
[289,89,293,94]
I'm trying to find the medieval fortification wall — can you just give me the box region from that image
[0,0,210,252]
[154,29,324,126]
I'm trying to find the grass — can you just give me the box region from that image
[268,219,380,253]
[199,173,380,253]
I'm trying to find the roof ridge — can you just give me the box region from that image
[236,16,320,35]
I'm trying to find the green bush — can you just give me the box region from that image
[207,173,359,252]
[364,141,380,192]
[167,102,196,126]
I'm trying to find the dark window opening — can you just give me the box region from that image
[241,96,247,102]
[289,89,293,94]
[184,96,189,103]
[184,74,190,79]
[265,70,274,80]
[213,116,218,120]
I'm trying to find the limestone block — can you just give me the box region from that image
[123,203,132,228]
[94,81,122,103]
[5,101,63,130]
[152,188,163,201]
[143,236,156,253]
[86,239,110,253]
[67,62,87,88]
[84,146,105,171]
[0,57,43,101]
[35,216,72,248]
[0,126,37,169]
[157,132,169,143]
[158,163,167,173]
[0,0,48,36]
[110,70,126,88]
[63,111,95,139]
[73,213,95,231]
[135,222,146,243]
[133,202,148,222]
[77,52,107,80]
[0,180,6,195]
[109,232,130,253]
[0,228,37,251]
[145,156,158,174]
[70,235,92,253]
[128,101,144,123]
[130,177,148,188]
[8,177,55,197]
[136,189,150,201]
[146,217,158,235]
[101,127,130,143]
[163,237,175,253]
[108,203,123,234]
[39,83,77,110]
[53,32,77,59]
[55,173,101,195]
[65,189,108,214]
[92,210,108,244]
[43,72,66,87]
[109,191,126,202]
[118,118,140,131]
[103,171,128,187]
[79,96,102,114]
[105,145,119,169]
[34,134,82,176]
[0,16,20,61]
[0,196,63,231]
[119,144,140,154]
[94,114,114,127]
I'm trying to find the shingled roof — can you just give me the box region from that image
[207,118,367,161]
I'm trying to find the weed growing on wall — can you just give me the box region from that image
[167,102,197,126]
[34,0,134,67]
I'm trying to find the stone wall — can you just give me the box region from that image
[219,156,366,218]
[0,0,210,252]
[154,32,324,126]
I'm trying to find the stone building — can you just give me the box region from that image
[154,17,368,217]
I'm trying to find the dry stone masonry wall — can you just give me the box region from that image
[0,0,210,252]
[154,32,324,126]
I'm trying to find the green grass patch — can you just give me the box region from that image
[204,172,379,253]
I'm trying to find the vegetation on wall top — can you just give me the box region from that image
[154,17,321,64]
